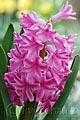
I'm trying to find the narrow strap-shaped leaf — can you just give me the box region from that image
[19,100,37,120]
[43,55,80,120]
[2,24,14,54]
[0,45,8,74]
[0,74,17,120]
[20,28,24,35]
[0,93,6,120]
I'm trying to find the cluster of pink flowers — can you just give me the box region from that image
[4,2,77,112]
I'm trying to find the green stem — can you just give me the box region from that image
[19,100,37,120]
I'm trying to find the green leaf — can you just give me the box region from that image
[0,93,6,120]
[20,28,24,35]
[0,74,17,120]
[0,45,8,74]
[19,100,37,120]
[2,24,14,54]
[43,55,80,120]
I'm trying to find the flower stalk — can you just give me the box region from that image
[19,101,37,120]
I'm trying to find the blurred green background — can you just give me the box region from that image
[0,0,80,120]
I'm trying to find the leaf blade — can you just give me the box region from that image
[0,45,8,74]
[2,24,14,54]
[0,74,17,120]
[0,93,6,120]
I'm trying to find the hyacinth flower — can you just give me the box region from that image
[4,1,77,112]
[50,1,76,22]
[0,1,80,120]
[2,0,79,114]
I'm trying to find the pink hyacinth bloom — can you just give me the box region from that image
[50,1,76,23]
[21,57,47,76]
[36,73,58,102]
[20,36,44,59]
[20,11,46,29]
[38,92,60,113]
[37,23,56,43]
[4,1,77,113]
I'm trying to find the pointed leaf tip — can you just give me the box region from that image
[0,45,8,74]
[2,24,14,54]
